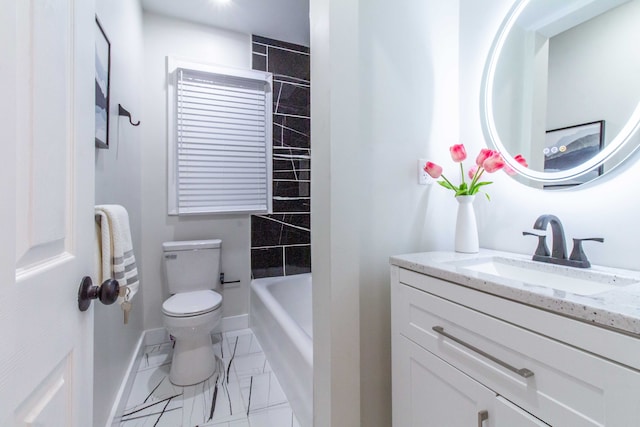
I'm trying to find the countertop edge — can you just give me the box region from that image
[390,250,640,337]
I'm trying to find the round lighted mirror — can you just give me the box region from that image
[481,0,640,189]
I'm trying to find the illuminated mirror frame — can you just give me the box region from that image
[480,0,640,184]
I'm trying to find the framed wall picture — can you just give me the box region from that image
[95,17,111,149]
[544,120,605,187]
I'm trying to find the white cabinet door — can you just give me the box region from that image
[493,396,550,427]
[0,0,95,425]
[393,336,496,427]
[393,336,553,427]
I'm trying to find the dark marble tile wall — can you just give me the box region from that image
[251,35,311,279]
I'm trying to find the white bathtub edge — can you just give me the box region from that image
[250,274,313,427]
[251,279,313,366]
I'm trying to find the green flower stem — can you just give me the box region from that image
[440,174,457,191]
[469,168,485,191]
[459,163,465,186]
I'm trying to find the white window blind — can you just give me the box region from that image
[168,62,272,215]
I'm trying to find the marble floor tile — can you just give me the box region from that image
[138,342,173,371]
[239,371,288,415]
[224,329,263,358]
[248,403,299,427]
[118,329,300,427]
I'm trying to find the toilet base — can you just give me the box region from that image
[169,333,217,386]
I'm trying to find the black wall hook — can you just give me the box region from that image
[118,104,140,126]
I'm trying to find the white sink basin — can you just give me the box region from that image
[447,256,639,296]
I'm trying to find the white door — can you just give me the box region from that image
[0,0,95,425]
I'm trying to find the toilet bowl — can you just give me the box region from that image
[162,289,222,385]
[161,239,223,386]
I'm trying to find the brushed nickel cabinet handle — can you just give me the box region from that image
[478,410,489,427]
[432,326,534,378]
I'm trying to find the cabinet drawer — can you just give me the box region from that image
[393,270,640,426]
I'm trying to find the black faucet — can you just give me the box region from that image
[533,214,567,260]
[523,214,604,268]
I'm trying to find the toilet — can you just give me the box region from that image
[162,239,223,386]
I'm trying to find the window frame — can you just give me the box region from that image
[167,57,273,216]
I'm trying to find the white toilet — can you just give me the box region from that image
[162,239,223,386]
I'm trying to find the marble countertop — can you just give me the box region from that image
[390,249,640,336]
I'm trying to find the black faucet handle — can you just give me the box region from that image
[569,237,604,266]
[523,231,550,257]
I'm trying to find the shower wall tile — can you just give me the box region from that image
[273,115,310,149]
[273,181,310,198]
[271,198,310,214]
[252,35,309,54]
[251,216,283,248]
[251,247,284,279]
[285,246,312,276]
[281,214,310,230]
[280,225,310,246]
[252,53,266,72]
[251,35,311,279]
[274,80,310,116]
[267,48,310,82]
[252,42,267,54]
[272,122,283,146]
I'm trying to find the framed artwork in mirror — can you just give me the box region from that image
[543,120,605,188]
[95,17,111,149]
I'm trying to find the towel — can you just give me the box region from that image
[95,204,139,303]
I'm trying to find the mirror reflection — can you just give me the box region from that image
[483,0,640,188]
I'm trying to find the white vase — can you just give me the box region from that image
[455,195,479,253]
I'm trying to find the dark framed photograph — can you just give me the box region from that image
[95,17,111,149]
[544,120,605,187]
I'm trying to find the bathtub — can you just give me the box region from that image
[250,273,313,426]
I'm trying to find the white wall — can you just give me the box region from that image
[359,1,460,425]
[458,0,640,271]
[141,12,253,330]
[311,1,361,425]
[310,0,459,425]
[94,1,145,426]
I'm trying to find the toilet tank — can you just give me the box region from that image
[163,239,222,294]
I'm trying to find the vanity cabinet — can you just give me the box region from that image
[391,265,640,427]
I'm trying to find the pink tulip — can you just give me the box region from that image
[504,154,528,176]
[468,165,478,180]
[514,154,528,168]
[449,144,467,163]
[483,153,505,173]
[475,148,494,166]
[423,161,443,179]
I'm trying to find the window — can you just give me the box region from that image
[167,58,273,215]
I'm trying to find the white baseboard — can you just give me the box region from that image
[143,327,170,346]
[105,331,145,427]
[222,313,249,331]
[105,315,248,426]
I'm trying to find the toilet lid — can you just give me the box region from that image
[162,290,222,317]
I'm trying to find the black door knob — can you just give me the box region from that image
[77,276,120,312]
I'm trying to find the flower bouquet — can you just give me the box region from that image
[423,144,527,200]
